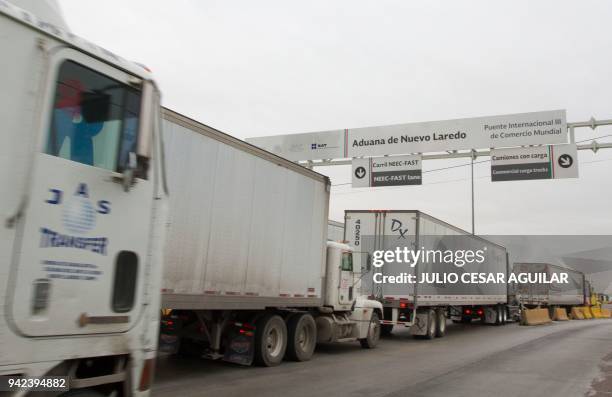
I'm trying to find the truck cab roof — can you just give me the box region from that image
[0,0,154,81]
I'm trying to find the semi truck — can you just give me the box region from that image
[157,109,382,366]
[1,1,167,396]
[344,210,510,339]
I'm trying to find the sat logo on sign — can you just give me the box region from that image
[311,143,328,150]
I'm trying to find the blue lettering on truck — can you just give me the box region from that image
[40,183,111,255]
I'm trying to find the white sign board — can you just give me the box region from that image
[247,110,567,161]
[490,144,578,181]
[352,155,422,188]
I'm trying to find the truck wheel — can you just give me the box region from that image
[381,324,394,336]
[286,313,316,361]
[435,309,446,337]
[495,306,502,325]
[254,314,287,367]
[359,311,381,348]
[425,309,436,339]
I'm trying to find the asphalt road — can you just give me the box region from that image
[153,318,612,397]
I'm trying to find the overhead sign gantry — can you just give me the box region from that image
[247,109,567,161]
[247,109,612,233]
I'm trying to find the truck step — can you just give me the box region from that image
[336,337,358,343]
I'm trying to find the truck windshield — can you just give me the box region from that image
[46,60,141,173]
[341,252,353,271]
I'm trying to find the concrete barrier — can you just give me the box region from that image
[552,307,569,321]
[591,307,604,319]
[570,307,585,320]
[581,306,594,319]
[521,308,552,325]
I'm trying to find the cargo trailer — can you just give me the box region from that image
[344,210,510,339]
[158,109,382,366]
[512,263,586,308]
[327,220,344,242]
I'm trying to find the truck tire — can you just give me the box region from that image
[254,314,287,367]
[286,313,317,361]
[359,311,381,348]
[381,323,394,336]
[435,309,446,337]
[494,306,502,325]
[425,309,436,339]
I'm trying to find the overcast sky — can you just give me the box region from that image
[60,0,612,234]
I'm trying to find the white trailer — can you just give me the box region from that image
[327,220,344,242]
[158,109,382,366]
[1,1,166,396]
[512,263,586,308]
[344,210,510,339]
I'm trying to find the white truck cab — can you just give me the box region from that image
[0,1,167,396]
[316,241,382,347]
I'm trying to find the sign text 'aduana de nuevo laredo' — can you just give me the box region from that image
[246,110,568,161]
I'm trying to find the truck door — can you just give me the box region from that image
[8,48,156,336]
[338,251,354,305]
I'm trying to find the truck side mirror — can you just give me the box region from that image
[121,152,137,192]
[365,253,372,272]
[136,82,154,165]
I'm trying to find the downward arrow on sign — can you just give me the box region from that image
[355,167,366,178]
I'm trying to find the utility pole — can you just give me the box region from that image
[471,149,475,235]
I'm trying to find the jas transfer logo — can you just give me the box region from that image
[40,183,111,255]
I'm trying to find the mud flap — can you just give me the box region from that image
[484,306,497,324]
[409,311,429,336]
[223,324,255,366]
[158,333,180,354]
